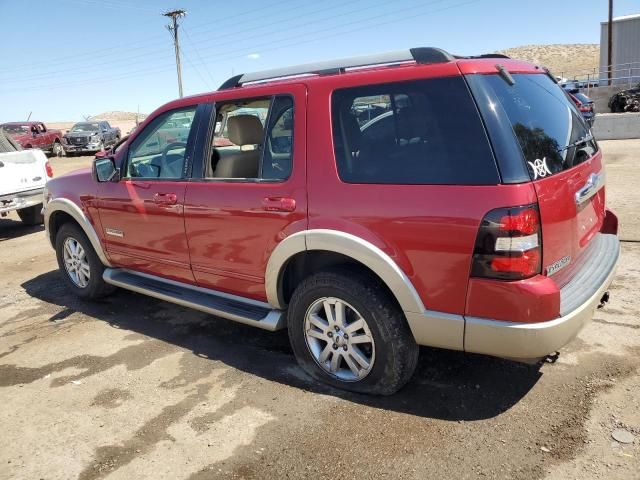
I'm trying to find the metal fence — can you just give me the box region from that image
[558,62,640,94]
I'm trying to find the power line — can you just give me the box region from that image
[0,0,408,84]
[1,0,363,80]
[2,0,480,94]
[182,26,217,88]
[6,0,297,72]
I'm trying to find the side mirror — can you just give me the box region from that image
[92,157,120,183]
[66,130,70,133]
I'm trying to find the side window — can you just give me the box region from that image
[263,96,293,180]
[207,95,294,181]
[126,106,196,179]
[331,78,499,185]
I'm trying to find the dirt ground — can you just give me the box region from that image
[1,141,639,480]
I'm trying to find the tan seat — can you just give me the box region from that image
[213,115,264,178]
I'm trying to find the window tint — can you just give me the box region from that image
[127,106,196,179]
[472,73,597,179]
[207,95,294,181]
[263,96,293,180]
[331,78,499,185]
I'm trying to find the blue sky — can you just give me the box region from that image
[0,0,638,122]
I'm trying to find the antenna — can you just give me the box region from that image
[163,9,187,98]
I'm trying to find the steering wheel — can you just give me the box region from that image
[161,141,187,162]
[160,142,187,177]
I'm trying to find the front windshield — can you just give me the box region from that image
[2,125,30,134]
[71,123,100,132]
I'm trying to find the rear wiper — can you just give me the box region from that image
[495,64,515,86]
[558,132,593,152]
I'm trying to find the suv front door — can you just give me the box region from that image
[97,104,202,284]
[184,85,307,301]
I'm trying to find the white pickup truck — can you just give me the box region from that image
[0,131,52,225]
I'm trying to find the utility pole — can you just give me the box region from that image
[163,9,186,98]
[607,0,613,85]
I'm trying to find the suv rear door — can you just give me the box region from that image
[466,71,605,286]
[183,84,306,301]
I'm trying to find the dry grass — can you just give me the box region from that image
[497,44,600,77]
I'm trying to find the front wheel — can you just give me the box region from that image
[51,141,65,157]
[288,270,419,395]
[55,223,115,299]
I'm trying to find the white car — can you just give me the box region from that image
[0,145,52,225]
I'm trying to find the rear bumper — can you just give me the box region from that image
[0,188,44,214]
[464,234,620,360]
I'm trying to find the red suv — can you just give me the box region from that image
[43,48,620,394]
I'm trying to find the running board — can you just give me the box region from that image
[103,268,286,331]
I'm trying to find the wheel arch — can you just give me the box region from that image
[265,229,425,314]
[45,198,112,267]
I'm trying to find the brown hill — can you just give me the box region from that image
[497,44,600,77]
[88,111,147,122]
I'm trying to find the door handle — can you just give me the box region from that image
[262,197,296,212]
[153,193,178,205]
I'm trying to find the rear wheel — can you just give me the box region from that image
[17,204,44,225]
[55,223,115,299]
[288,269,418,395]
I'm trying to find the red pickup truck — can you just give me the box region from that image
[0,122,65,157]
[42,47,620,395]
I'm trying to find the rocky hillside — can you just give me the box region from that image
[88,111,147,122]
[497,44,600,77]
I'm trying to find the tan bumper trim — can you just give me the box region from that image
[464,250,619,360]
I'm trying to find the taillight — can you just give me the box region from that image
[471,204,542,280]
[578,105,591,112]
[45,161,54,178]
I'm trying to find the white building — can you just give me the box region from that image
[600,13,640,85]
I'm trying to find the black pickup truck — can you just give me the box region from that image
[63,121,121,155]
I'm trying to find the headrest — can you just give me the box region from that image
[227,115,264,146]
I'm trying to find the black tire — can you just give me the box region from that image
[51,141,65,157]
[17,204,44,225]
[55,223,115,300]
[288,269,419,395]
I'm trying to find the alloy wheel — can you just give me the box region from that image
[304,297,375,382]
[62,237,90,288]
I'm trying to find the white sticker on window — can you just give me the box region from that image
[528,157,553,179]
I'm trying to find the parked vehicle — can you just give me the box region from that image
[1,128,53,224]
[608,84,640,113]
[63,121,121,155]
[567,91,595,127]
[0,121,65,157]
[43,48,620,395]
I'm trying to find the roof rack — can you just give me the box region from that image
[218,47,457,90]
[454,53,511,60]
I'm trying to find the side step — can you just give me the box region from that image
[103,268,286,331]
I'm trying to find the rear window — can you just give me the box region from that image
[573,93,591,104]
[331,77,499,185]
[469,73,597,180]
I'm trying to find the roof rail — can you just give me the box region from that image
[218,47,455,90]
[454,53,511,60]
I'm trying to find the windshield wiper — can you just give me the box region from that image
[558,132,593,152]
